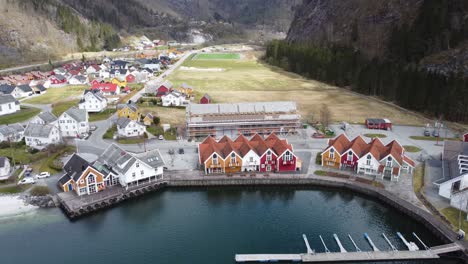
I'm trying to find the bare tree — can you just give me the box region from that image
[320,104,332,128]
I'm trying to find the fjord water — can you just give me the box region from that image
[0,188,453,264]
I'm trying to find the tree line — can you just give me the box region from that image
[265,40,468,122]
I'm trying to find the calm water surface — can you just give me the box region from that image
[0,187,459,264]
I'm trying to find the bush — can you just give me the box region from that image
[30,186,51,196]
[28,148,39,154]
[315,152,322,165]
[143,132,148,139]
[48,158,63,171]
[153,116,160,125]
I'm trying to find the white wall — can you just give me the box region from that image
[357,154,381,175]
[117,121,146,137]
[58,112,89,137]
[0,158,11,178]
[119,159,163,187]
[79,93,107,113]
[241,150,260,172]
[25,127,61,149]
[0,102,19,116]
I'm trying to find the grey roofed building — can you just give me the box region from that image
[115,117,133,129]
[0,124,24,138]
[63,107,87,122]
[37,111,57,124]
[117,103,138,112]
[438,140,468,184]
[53,74,67,81]
[0,84,15,95]
[95,144,137,175]
[180,82,193,89]
[160,80,173,89]
[80,89,106,103]
[58,153,91,185]
[186,101,301,138]
[0,94,19,105]
[35,84,46,91]
[135,149,165,168]
[24,123,55,138]
[17,84,33,93]
[70,75,87,83]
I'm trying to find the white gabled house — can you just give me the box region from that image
[24,123,62,150]
[78,90,108,113]
[29,111,58,126]
[0,157,11,180]
[57,107,90,138]
[115,117,146,138]
[0,124,25,142]
[161,91,187,107]
[68,75,89,85]
[94,144,165,188]
[0,95,20,116]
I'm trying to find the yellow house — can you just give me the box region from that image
[143,113,154,126]
[112,78,127,88]
[117,103,141,121]
[175,83,193,97]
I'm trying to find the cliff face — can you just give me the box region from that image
[286,0,423,58]
[286,0,468,73]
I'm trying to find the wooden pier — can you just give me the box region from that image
[57,180,168,219]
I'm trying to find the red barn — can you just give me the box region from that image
[463,132,468,142]
[365,118,392,130]
[126,74,136,83]
[156,86,169,97]
[200,93,211,104]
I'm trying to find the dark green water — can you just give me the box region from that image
[0,187,459,264]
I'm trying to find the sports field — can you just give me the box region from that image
[192,53,240,60]
[168,50,427,126]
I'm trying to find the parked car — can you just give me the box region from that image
[159,135,164,140]
[36,172,50,179]
[178,148,184,154]
[424,130,430,137]
[312,132,325,138]
[432,130,440,137]
[18,178,35,185]
[90,125,97,131]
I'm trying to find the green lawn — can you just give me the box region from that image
[0,185,29,194]
[89,108,116,122]
[0,147,47,165]
[363,133,387,138]
[0,106,40,125]
[193,53,240,60]
[23,86,85,104]
[119,84,144,104]
[103,125,117,139]
[413,165,424,193]
[409,136,460,141]
[404,145,422,153]
[147,126,177,140]
[441,207,467,239]
[51,100,79,116]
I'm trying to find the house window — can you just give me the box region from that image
[249,157,253,162]
[79,187,87,194]
[136,162,139,168]
[213,154,218,165]
[231,153,236,164]
[141,170,144,176]
[347,151,353,161]
[329,148,335,159]
[8,103,11,110]
[266,150,272,161]
[89,185,97,194]
[0,105,2,111]
[284,151,292,161]
[366,155,372,165]
[87,174,96,184]
[266,164,271,172]
[132,172,136,178]
[386,156,392,167]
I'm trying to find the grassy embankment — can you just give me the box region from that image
[0,106,40,125]
[409,136,461,141]
[363,133,387,138]
[403,145,422,153]
[167,52,426,126]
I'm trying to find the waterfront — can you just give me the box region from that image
[0,187,458,264]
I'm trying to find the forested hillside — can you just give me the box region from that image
[267,0,468,122]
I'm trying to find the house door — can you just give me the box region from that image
[89,184,97,194]
[383,168,392,178]
[68,184,73,192]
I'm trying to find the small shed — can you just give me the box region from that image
[200,93,211,104]
[365,118,392,130]
[463,132,468,142]
[126,74,136,83]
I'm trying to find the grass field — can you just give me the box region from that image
[23,86,85,104]
[0,106,40,125]
[363,133,387,138]
[139,105,185,126]
[409,136,461,141]
[168,52,426,126]
[89,108,116,122]
[193,53,240,60]
[52,100,79,116]
[403,145,422,152]
[441,207,467,238]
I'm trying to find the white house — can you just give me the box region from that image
[0,157,11,180]
[78,90,108,113]
[29,111,57,126]
[24,123,61,149]
[95,144,165,188]
[116,117,146,138]
[68,75,89,85]
[0,95,20,116]
[15,85,33,97]
[241,149,260,172]
[357,152,381,176]
[0,124,25,142]
[161,91,187,107]
[57,107,90,138]
[99,69,110,79]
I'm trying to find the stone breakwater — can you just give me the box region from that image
[22,195,56,208]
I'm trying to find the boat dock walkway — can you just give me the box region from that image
[236,243,462,263]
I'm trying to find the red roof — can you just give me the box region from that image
[199,133,294,164]
[91,82,118,93]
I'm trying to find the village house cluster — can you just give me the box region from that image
[144,80,198,107]
[321,134,415,181]
[198,133,302,174]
